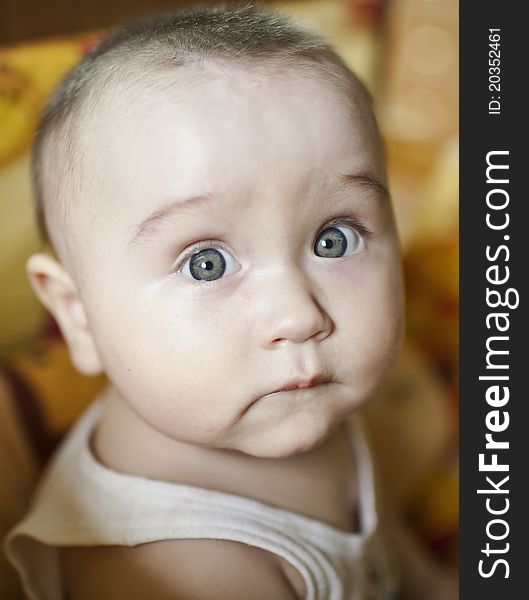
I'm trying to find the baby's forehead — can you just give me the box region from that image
[89,53,369,120]
[97,66,377,168]
[88,59,380,165]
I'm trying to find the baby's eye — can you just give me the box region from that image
[313,225,364,258]
[181,247,239,281]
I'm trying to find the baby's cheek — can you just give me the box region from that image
[340,278,402,377]
[369,305,402,383]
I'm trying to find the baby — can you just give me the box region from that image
[6,4,409,599]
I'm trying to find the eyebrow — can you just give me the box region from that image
[337,171,390,201]
[128,171,390,249]
[128,194,214,248]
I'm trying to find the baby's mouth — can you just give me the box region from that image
[273,374,330,394]
[239,374,333,418]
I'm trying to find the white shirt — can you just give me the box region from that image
[6,401,397,599]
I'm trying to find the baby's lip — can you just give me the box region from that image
[272,374,330,394]
[241,374,333,418]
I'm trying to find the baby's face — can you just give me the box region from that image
[74,66,403,457]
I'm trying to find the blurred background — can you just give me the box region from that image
[0,0,458,596]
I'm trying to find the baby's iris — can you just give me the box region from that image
[181,246,240,282]
[314,226,362,258]
[189,248,226,281]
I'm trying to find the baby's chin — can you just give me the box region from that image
[227,407,348,459]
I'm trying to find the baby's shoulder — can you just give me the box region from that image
[62,538,301,600]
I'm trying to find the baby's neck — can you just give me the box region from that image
[93,385,359,532]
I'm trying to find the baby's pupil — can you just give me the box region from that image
[190,249,226,281]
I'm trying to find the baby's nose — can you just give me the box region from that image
[255,270,333,348]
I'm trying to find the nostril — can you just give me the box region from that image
[270,318,333,346]
[316,318,334,341]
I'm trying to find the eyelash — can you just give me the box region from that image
[320,216,372,239]
[173,216,372,274]
[173,239,232,272]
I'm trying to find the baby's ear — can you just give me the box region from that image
[26,253,103,376]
